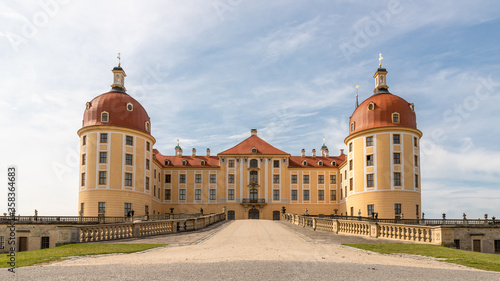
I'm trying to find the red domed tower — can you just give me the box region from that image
[341,57,423,219]
[77,60,158,217]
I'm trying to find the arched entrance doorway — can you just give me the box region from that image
[248,208,259,219]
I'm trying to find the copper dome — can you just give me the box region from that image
[349,93,416,135]
[82,91,151,134]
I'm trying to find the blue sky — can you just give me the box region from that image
[0,1,499,218]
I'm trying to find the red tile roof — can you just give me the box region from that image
[289,154,346,168]
[218,135,289,155]
[153,149,220,168]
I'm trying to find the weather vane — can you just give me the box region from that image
[379,52,383,67]
[117,52,121,66]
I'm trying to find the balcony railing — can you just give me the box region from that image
[241,198,266,204]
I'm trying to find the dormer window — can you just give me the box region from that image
[302,160,307,166]
[368,102,375,111]
[318,161,323,166]
[164,160,170,165]
[182,160,187,166]
[409,103,415,112]
[200,160,206,166]
[350,122,355,132]
[145,121,150,132]
[392,112,400,124]
[101,111,109,122]
[127,103,133,111]
[331,161,336,166]
[251,147,257,153]
[86,102,91,110]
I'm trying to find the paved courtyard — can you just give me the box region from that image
[3,220,500,280]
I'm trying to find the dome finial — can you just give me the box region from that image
[117,52,121,67]
[379,52,383,68]
[355,85,359,108]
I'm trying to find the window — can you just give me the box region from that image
[393,153,400,164]
[228,189,235,200]
[165,189,171,200]
[195,189,201,200]
[179,189,186,200]
[0,236,5,249]
[367,204,374,216]
[228,160,235,168]
[251,147,257,153]
[98,202,106,213]
[393,134,400,144]
[303,190,309,200]
[210,189,216,200]
[494,240,500,253]
[126,136,133,146]
[392,112,400,123]
[145,177,149,190]
[414,137,418,147]
[366,155,373,166]
[302,160,307,166]
[368,102,375,111]
[82,154,86,165]
[367,174,374,187]
[318,175,324,184]
[349,160,353,170]
[273,175,280,184]
[101,112,108,122]
[273,190,280,200]
[195,174,202,183]
[154,170,157,179]
[200,160,205,166]
[350,122,355,131]
[273,160,280,168]
[330,175,336,184]
[318,190,324,201]
[99,152,107,163]
[165,174,171,183]
[350,207,354,216]
[349,178,353,191]
[330,190,336,201]
[227,210,235,220]
[303,175,309,184]
[81,173,85,186]
[454,239,460,249]
[394,203,402,215]
[340,189,343,200]
[125,154,133,165]
[83,135,87,146]
[228,174,235,183]
[100,133,108,143]
[182,160,187,166]
[146,142,150,151]
[146,159,150,170]
[41,237,50,249]
[366,136,373,146]
[99,171,106,185]
[125,173,132,186]
[414,155,418,166]
[291,175,297,184]
[126,103,133,111]
[416,204,419,218]
[145,121,150,132]
[250,159,258,168]
[124,203,131,216]
[415,175,419,188]
[349,142,352,152]
[394,172,401,186]
[80,203,84,215]
[179,174,186,183]
[291,190,297,200]
[210,174,216,183]
[250,171,258,183]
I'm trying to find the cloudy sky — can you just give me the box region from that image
[0,1,499,218]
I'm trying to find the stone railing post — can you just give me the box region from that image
[370,223,379,238]
[312,218,317,231]
[133,222,141,238]
[332,219,339,234]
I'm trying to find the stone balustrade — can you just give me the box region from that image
[78,213,226,243]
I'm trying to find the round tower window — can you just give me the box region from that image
[368,102,375,111]
[127,103,133,111]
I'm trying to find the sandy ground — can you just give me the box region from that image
[51,220,482,270]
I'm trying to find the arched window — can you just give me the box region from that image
[302,160,307,166]
[182,160,187,166]
[165,160,170,165]
[101,111,109,122]
[145,121,150,132]
[318,161,323,166]
[350,122,355,132]
[392,112,400,124]
[250,159,258,168]
[200,160,205,166]
[331,161,337,166]
[251,147,258,153]
[86,102,91,110]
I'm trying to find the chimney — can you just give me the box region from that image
[206,148,211,157]
[251,129,258,136]
[340,149,344,155]
[325,148,329,157]
[312,149,316,158]
[192,148,196,157]
[301,149,305,157]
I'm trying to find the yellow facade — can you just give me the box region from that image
[78,64,422,220]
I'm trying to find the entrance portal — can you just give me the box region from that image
[19,237,28,252]
[248,208,259,219]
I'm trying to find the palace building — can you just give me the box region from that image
[77,60,422,220]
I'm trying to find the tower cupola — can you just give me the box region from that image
[111,53,126,93]
[373,53,389,94]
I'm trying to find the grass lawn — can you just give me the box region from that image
[1,243,166,268]
[345,243,500,272]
